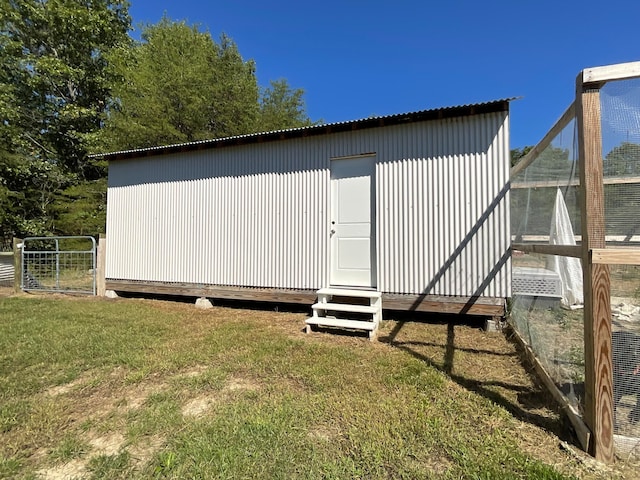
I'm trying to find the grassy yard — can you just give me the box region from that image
[0,293,630,479]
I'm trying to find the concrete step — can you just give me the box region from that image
[305,317,376,331]
[312,302,378,314]
[317,287,381,299]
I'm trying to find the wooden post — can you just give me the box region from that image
[576,74,614,462]
[96,234,106,297]
[12,238,22,293]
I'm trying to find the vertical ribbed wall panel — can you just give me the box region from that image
[106,137,329,290]
[374,112,511,298]
[106,111,511,298]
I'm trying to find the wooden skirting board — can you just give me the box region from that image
[105,279,318,304]
[105,279,505,316]
[382,293,504,316]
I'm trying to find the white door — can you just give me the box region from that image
[330,155,376,287]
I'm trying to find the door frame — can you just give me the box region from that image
[329,153,377,288]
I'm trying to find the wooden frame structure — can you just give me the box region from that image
[511,61,640,462]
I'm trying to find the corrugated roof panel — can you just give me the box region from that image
[94,98,515,161]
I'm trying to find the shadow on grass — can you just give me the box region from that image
[379,313,575,443]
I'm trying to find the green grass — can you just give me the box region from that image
[0,295,584,479]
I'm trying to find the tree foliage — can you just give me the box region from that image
[1,10,315,246]
[510,146,533,168]
[102,17,315,151]
[259,79,314,132]
[604,141,640,176]
[103,18,259,150]
[0,0,130,176]
[0,0,130,246]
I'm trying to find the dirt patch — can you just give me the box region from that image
[0,286,14,297]
[36,432,126,479]
[308,425,340,442]
[226,376,260,392]
[120,382,168,411]
[181,375,261,418]
[178,365,209,378]
[88,432,125,456]
[37,458,86,480]
[38,370,171,436]
[182,394,217,417]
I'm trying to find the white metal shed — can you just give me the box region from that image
[101,99,511,319]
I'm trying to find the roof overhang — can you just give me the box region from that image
[93,98,513,162]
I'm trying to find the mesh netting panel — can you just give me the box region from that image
[511,252,585,414]
[601,79,640,245]
[511,117,581,242]
[611,263,640,445]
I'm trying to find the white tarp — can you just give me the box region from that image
[546,188,583,307]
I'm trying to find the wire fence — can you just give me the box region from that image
[601,78,640,452]
[511,76,640,456]
[511,111,585,416]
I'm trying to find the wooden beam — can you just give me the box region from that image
[582,61,640,87]
[509,324,591,452]
[13,238,22,293]
[106,279,318,304]
[96,235,106,296]
[576,77,614,462]
[382,293,505,316]
[511,102,575,178]
[511,175,640,189]
[591,248,640,265]
[512,243,582,258]
[105,279,505,316]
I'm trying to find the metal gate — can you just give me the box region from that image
[21,236,96,295]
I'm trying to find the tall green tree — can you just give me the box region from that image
[102,17,317,151]
[0,0,130,245]
[0,0,130,176]
[259,79,314,132]
[103,18,260,151]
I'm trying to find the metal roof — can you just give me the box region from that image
[94,98,513,161]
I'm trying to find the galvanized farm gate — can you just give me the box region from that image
[21,236,97,295]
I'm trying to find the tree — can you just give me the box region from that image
[102,17,317,152]
[510,146,532,168]
[603,141,640,176]
[511,145,580,238]
[259,79,314,132]
[602,142,640,237]
[102,17,260,151]
[0,0,130,246]
[0,0,130,177]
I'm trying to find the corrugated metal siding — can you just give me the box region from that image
[107,137,329,290]
[376,113,511,297]
[106,111,511,297]
[0,253,13,286]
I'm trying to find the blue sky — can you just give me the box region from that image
[128,0,640,148]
